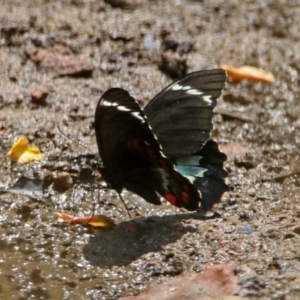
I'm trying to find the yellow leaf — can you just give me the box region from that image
[8,137,45,163]
[220,64,275,83]
[88,215,115,228]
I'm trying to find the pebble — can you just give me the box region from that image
[31,89,49,103]
[52,172,73,192]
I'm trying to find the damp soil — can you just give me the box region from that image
[0,0,300,299]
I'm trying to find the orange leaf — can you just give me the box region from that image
[8,137,45,163]
[220,64,275,83]
[56,213,115,229]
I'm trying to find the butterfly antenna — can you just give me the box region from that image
[57,123,93,153]
[118,193,133,220]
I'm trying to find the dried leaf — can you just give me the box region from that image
[220,64,275,83]
[56,213,115,228]
[8,137,45,163]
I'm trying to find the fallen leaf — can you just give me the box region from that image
[220,64,275,83]
[8,137,45,163]
[56,213,115,229]
[120,264,240,300]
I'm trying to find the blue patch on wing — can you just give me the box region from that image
[174,140,228,211]
[175,156,207,182]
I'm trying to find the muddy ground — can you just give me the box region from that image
[0,0,300,299]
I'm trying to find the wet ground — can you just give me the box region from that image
[1,0,300,299]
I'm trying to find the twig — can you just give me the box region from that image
[262,170,300,182]
[214,108,254,122]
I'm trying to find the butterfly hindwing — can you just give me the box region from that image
[144,69,228,210]
[174,140,229,210]
[94,88,201,210]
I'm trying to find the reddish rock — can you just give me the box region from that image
[120,264,240,300]
[30,46,93,77]
[31,90,49,103]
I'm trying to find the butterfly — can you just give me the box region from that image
[94,69,228,211]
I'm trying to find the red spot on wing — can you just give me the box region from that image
[165,192,179,206]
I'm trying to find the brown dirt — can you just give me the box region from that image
[0,0,300,299]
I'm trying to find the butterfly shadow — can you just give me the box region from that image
[83,211,218,268]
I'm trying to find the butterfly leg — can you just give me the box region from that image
[118,192,133,220]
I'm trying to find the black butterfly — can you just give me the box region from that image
[94,69,228,211]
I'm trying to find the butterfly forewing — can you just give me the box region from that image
[95,88,157,167]
[94,88,201,210]
[144,69,226,157]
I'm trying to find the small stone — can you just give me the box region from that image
[52,172,73,192]
[253,222,260,228]
[31,90,49,103]
[9,74,18,82]
[270,231,279,239]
